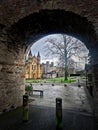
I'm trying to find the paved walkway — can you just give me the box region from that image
[29,78,92,113]
[0,78,97,130]
[0,105,96,130]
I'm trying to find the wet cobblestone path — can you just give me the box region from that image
[0,78,97,130]
[30,79,92,113]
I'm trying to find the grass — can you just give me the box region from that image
[25,79,43,83]
[25,77,76,83]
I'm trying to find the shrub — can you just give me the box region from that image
[25,84,33,91]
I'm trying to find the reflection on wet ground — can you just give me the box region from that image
[30,80,92,114]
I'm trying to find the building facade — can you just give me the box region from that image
[25,51,42,79]
[41,61,57,78]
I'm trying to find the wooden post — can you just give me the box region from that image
[78,79,81,87]
[56,98,63,130]
[22,94,29,122]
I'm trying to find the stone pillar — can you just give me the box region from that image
[0,28,25,113]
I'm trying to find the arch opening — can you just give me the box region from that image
[27,34,92,106]
[8,9,97,49]
[0,9,98,113]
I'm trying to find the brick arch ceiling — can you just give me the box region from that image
[8,9,97,53]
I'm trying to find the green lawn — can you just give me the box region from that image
[25,77,76,83]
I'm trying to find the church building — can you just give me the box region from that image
[25,50,42,79]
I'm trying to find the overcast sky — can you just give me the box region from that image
[30,34,61,64]
[29,34,89,68]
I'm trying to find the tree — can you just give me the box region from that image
[43,34,88,80]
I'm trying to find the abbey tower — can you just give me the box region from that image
[25,50,42,79]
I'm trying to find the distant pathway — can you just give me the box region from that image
[30,79,92,114]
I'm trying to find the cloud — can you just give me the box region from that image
[30,34,89,70]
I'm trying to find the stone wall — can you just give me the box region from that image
[0,27,25,113]
[0,0,98,41]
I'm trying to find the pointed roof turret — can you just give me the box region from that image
[37,51,40,57]
[29,50,32,56]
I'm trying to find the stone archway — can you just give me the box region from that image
[0,9,98,124]
[7,9,98,61]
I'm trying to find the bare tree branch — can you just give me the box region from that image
[43,34,88,80]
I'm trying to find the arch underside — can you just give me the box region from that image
[8,10,97,51]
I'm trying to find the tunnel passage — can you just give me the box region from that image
[0,9,98,116]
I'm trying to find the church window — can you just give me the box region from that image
[32,65,36,70]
